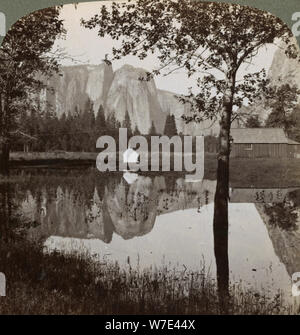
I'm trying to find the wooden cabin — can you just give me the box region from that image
[231,128,300,158]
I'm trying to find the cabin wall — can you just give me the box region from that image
[231,143,288,158]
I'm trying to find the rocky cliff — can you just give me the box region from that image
[42,64,114,118]
[233,39,300,125]
[38,39,300,135]
[105,65,165,134]
[40,63,219,135]
[158,89,218,135]
[268,38,300,92]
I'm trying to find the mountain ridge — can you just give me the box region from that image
[38,62,219,135]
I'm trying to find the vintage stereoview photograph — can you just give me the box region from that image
[0,0,300,315]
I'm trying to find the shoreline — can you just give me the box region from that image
[6,151,300,188]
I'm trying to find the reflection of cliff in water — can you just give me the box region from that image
[256,189,300,278]
[18,172,300,281]
[21,187,114,243]
[19,176,216,242]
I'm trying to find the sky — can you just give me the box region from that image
[54,1,279,95]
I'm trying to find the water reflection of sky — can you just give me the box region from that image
[44,204,291,296]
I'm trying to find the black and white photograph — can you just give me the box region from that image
[0,0,300,315]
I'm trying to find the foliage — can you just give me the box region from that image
[265,83,300,134]
[13,102,110,152]
[289,106,300,142]
[245,114,262,128]
[0,7,65,138]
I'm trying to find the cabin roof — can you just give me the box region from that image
[231,128,290,144]
[287,139,300,145]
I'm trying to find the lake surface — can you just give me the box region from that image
[6,168,300,307]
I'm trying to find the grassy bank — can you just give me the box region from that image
[0,237,296,315]
[9,152,96,169]
[229,157,300,187]
[10,151,97,161]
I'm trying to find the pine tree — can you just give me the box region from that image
[95,105,106,134]
[107,113,119,140]
[122,110,132,138]
[148,122,157,136]
[132,125,140,136]
[164,114,177,136]
[94,105,106,151]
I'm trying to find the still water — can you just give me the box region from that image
[11,168,300,304]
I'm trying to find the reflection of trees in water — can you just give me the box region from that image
[13,169,122,206]
[264,190,300,232]
[0,183,38,243]
[257,189,300,279]
[0,183,13,243]
[264,202,298,231]
[15,171,216,242]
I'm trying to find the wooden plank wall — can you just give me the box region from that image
[231,144,288,158]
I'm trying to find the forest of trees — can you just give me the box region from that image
[13,100,125,152]
[13,102,219,153]
[12,100,177,153]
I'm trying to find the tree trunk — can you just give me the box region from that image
[213,72,234,313]
[0,143,10,177]
[213,125,230,311]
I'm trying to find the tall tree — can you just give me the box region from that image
[95,105,106,134]
[265,83,300,134]
[148,121,157,136]
[289,106,300,142]
[83,0,299,302]
[107,112,120,143]
[95,105,107,151]
[245,114,262,128]
[0,7,65,175]
[132,125,140,136]
[164,114,177,136]
[122,110,132,138]
[82,98,95,130]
